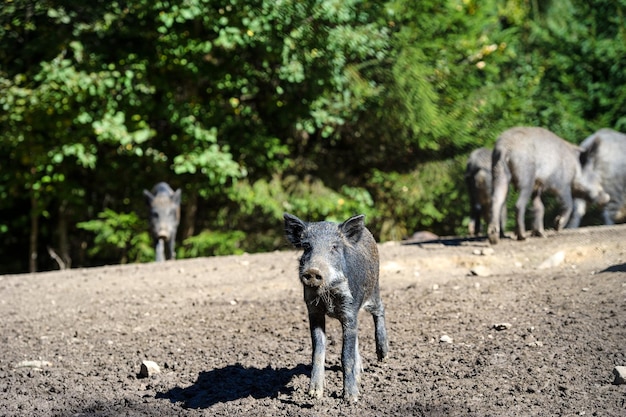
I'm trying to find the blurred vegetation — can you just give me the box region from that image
[1,0,625,273]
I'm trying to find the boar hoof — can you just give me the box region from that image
[531,230,546,238]
[308,387,324,399]
[343,392,359,404]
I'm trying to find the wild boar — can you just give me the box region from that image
[568,128,626,227]
[487,127,609,244]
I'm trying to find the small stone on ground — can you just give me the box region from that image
[139,360,161,378]
[613,366,626,385]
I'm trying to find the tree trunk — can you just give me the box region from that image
[57,200,72,269]
[182,192,198,240]
[29,192,38,273]
[57,200,71,268]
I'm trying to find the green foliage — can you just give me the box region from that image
[180,230,246,257]
[2,0,626,273]
[77,209,152,263]
[231,175,375,222]
[368,157,467,241]
[220,175,376,251]
[523,0,626,136]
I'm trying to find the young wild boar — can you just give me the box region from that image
[283,213,388,403]
[143,182,181,262]
[465,147,508,236]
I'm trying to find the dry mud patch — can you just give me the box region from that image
[0,224,625,416]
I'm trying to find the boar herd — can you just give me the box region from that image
[465,126,624,244]
[144,125,625,263]
[139,125,623,403]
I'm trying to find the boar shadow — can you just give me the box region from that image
[600,263,626,273]
[155,363,307,409]
[402,235,489,246]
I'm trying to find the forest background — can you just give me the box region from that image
[1,0,625,274]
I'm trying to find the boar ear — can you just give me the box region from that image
[172,189,182,205]
[284,213,306,248]
[579,136,600,167]
[340,214,366,244]
[143,189,155,204]
[579,148,589,167]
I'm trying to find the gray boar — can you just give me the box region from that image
[568,128,626,227]
[465,147,492,236]
[143,182,181,261]
[465,147,506,236]
[487,127,609,244]
[284,213,388,403]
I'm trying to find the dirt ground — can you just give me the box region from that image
[1,223,625,417]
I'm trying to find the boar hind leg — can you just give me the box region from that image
[514,186,533,240]
[488,179,509,244]
[499,204,508,238]
[531,191,546,237]
[365,290,389,362]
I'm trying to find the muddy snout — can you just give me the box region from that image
[301,267,324,287]
[157,227,171,240]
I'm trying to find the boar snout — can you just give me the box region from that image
[598,191,611,206]
[301,267,324,287]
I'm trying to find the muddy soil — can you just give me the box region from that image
[1,224,625,416]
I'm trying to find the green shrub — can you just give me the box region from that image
[179,230,246,257]
[77,209,153,263]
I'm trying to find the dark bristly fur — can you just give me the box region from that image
[284,213,388,403]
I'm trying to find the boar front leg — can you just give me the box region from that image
[341,313,360,403]
[554,190,574,231]
[155,239,165,262]
[166,235,176,260]
[567,199,587,228]
[307,310,326,398]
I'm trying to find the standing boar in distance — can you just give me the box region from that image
[465,147,506,237]
[487,127,610,244]
[283,213,388,403]
[143,182,181,262]
[568,128,626,227]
